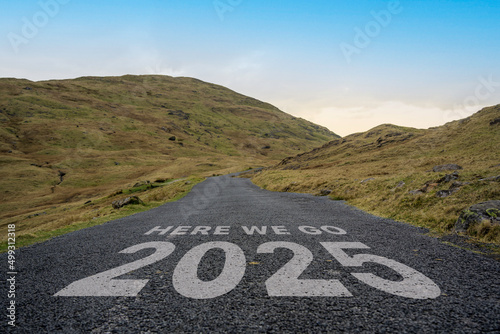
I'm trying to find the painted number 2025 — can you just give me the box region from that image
[54,242,441,300]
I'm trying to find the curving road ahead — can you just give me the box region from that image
[2,175,499,333]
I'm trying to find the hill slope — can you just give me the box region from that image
[0,75,338,246]
[252,105,500,244]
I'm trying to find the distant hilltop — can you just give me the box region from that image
[250,104,500,246]
[0,74,338,248]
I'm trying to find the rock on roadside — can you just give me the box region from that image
[112,196,144,209]
[316,189,332,196]
[455,200,500,232]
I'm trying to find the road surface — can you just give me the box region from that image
[2,175,499,333]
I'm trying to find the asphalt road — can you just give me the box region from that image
[2,175,500,333]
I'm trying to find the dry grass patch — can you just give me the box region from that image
[0,176,203,252]
[252,105,500,248]
[1,75,337,248]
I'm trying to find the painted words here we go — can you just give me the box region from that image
[145,225,347,236]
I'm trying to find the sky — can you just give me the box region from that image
[1,0,499,136]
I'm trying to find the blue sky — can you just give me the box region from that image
[1,0,499,135]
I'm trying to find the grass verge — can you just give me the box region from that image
[0,177,203,252]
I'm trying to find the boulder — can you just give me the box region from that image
[410,181,440,195]
[450,181,471,187]
[433,164,463,172]
[317,189,332,196]
[479,175,500,182]
[436,171,459,183]
[436,188,460,198]
[112,196,144,209]
[167,110,190,120]
[435,180,465,198]
[455,200,500,232]
[421,182,439,192]
[27,212,47,218]
[391,181,406,192]
[133,181,150,188]
[490,118,500,126]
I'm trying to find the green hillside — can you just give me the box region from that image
[0,75,338,248]
[251,105,500,245]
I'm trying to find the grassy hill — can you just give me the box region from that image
[251,105,500,245]
[0,75,338,249]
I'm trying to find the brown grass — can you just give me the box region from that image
[0,176,203,251]
[252,105,500,247]
[0,75,338,248]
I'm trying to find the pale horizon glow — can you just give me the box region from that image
[1,0,499,137]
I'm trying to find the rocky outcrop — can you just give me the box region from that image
[490,118,500,126]
[133,181,151,188]
[316,189,332,196]
[432,164,463,172]
[58,170,66,183]
[374,131,415,148]
[112,196,144,209]
[479,175,500,182]
[455,200,500,232]
[436,187,460,198]
[167,110,190,120]
[409,189,424,195]
[436,171,459,183]
[408,170,498,198]
[409,172,464,197]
